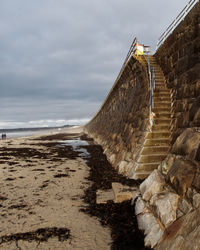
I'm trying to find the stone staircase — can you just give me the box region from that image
[132,55,172,179]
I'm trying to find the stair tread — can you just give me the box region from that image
[140,153,167,156]
[145,138,171,141]
[147,132,171,134]
[143,145,169,148]
[137,162,161,166]
[154,102,171,104]
[133,170,157,174]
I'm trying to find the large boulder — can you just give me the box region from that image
[172,128,200,161]
[139,170,166,201]
[166,158,197,197]
[150,192,179,227]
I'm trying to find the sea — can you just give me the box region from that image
[0,127,70,139]
[0,118,90,139]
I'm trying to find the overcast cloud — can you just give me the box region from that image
[0,0,190,128]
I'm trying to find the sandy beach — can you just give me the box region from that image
[0,127,148,250]
[0,127,112,249]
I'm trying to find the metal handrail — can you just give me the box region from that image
[156,0,199,49]
[149,67,155,132]
[150,67,155,113]
[143,54,154,113]
[115,37,138,83]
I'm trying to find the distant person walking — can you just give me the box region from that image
[1,134,6,140]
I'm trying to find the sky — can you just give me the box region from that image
[0,0,190,128]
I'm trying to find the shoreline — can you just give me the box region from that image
[0,125,83,139]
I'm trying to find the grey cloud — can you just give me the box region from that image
[0,0,190,127]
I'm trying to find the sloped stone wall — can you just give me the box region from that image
[155,1,200,143]
[85,56,150,176]
[85,2,200,248]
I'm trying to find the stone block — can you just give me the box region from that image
[125,162,134,177]
[158,154,176,175]
[178,198,193,214]
[145,223,164,249]
[176,209,184,219]
[135,197,148,215]
[166,158,197,197]
[96,189,114,204]
[170,235,185,250]
[193,193,200,208]
[112,182,138,203]
[118,161,128,174]
[109,154,116,164]
[186,188,193,201]
[192,170,200,190]
[137,212,164,248]
[184,225,200,250]
[150,192,179,227]
[140,170,165,201]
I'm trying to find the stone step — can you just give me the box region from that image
[154,70,163,74]
[138,154,167,163]
[151,65,161,69]
[155,83,167,87]
[154,92,171,98]
[154,102,171,108]
[149,62,160,65]
[153,69,163,73]
[154,118,171,125]
[153,66,162,69]
[155,87,170,92]
[152,67,162,71]
[154,74,165,78]
[141,146,169,155]
[154,74,165,77]
[155,80,165,84]
[155,81,166,85]
[149,63,158,66]
[155,78,165,82]
[146,132,171,139]
[144,138,170,146]
[152,107,171,113]
[135,162,160,172]
[152,125,171,132]
[131,171,153,180]
[154,97,171,102]
[154,89,171,94]
[155,83,166,86]
[154,113,171,119]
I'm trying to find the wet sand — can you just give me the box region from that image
[0,127,149,250]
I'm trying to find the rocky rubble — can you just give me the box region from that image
[135,128,200,249]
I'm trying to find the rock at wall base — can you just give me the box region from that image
[139,169,166,201]
[112,182,139,203]
[96,189,114,204]
[137,212,164,248]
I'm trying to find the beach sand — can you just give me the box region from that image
[0,127,112,249]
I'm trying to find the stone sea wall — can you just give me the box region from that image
[155,1,200,143]
[85,1,200,249]
[85,56,150,177]
[137,2,200,249]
